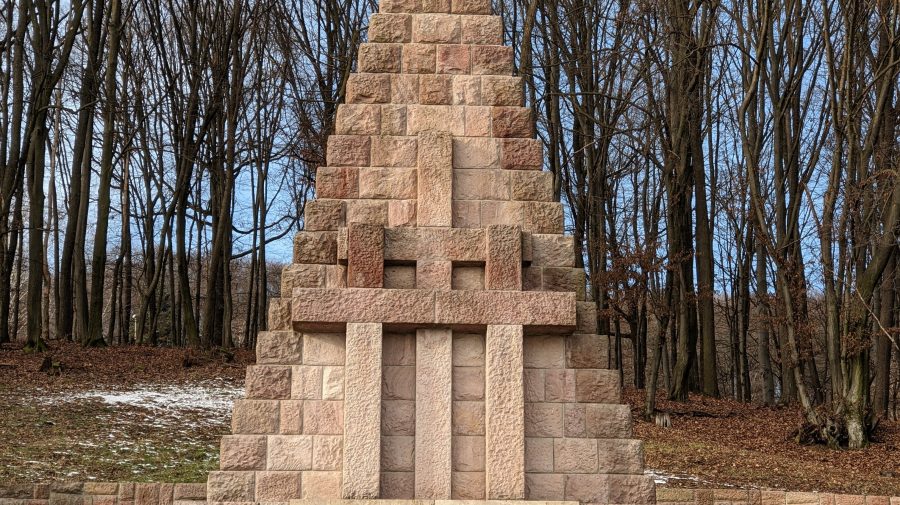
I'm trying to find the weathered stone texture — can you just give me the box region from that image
[342,323,383,498]
[484,324,525,499]
[415,328,453,498]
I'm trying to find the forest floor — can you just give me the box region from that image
[0,342,251,484]
[625,388,900,496]
[2,343,899,495]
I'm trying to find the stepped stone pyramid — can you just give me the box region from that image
[208,0,655,503]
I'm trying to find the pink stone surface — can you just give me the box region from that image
[342,322,383,498]
[415,328,453,498]
[485,324,525,499]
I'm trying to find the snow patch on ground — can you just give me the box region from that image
[646,468,709,486]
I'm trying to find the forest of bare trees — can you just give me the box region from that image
[1,0,899,449]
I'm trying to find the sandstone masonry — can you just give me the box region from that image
[215,0,654,503]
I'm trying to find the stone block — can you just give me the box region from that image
[501,138,543,170]
[656,488,697,502]
[762,491,787,505]
[453,400,485,435]
[453,200,482,228]
[264,300,291,334]
[392,76,420,109]
[462,16,502,44]
[381,435,416,471]
[359,43,402,73]
[413,14,461,43]
[542,267,585,299]
[347,73,391,104]
[524,402,564,437]
[292,365,323,400]
[336,104,381,135]
[322,366,345,400]
[525,473,565,500]
[301,471,341,498]
[524,436,554,472]
[607,474,655,504]
[451,265,485,290]
[408,104,466,135]
[326,265,347,288]
[384,265,416,289]
[452,0,490,13]
[449,435,483,472]
[83,483,119,495]
[531,234,574,267]
[600,438,644,472]
[346,199,390,225]
[525,201,564,233]
[381,472,416,499]
[342,322,383,498]
[231,399,280,434]
[415,328,454,498]
[359,168,416,200]
[786,493,821,505]
[294,230,338,264]
[524,335,565,368]
[381,0,423,13]
[453,170,509,200]
[402,45,436,74]
[835,496,866,505]
[437,45,470,74]
[305,199,345,232]
[246,365,292,399]
[471,45,514,74]
[347,222,385,288]
[116,482,134,500]
[576,301,598,334]
[485,224,522,290]
[453,76,481,105]
[135,483,160,505]
[389,200,418,227]
[293,288,436,326]
[417,130,453,227]
[566,333,609,369]
[303,400,344,435]
[453,333,485,366]
[453,366,485,400]
[312,435,343,470]
[257,331,302,365]
[255,471,302,501]
[524,368,545,402]
[423,0,451,12]
[383,365,417,400]
[493,106,534,138]
[522,266,542,290]
[450,472,486,500]
[267,435,313,470]
[554,437,598,473]
[280,400,304,434]
[381,104,408,135]
[382,399,417,435]
[482,76,523,106]
[326,135,371,167]
[574,369,621,403]
[383,332,416,365]
[564,474,607,503]
[316,167,359,199]
[282,264,326,293]
[480,201,524,229]
[372,136,419,167]
[453,137,500,168]
[484,324,525,499]
[420,75,453,105]
[417,260,452,289]
[511,171,553,201]
[206,471,254,502]
[866,497,891,505]
[465,106,492,136]
[303,333,346,365]
[545,368,576,402]
[435,290,577,327]
[370,13,412,43]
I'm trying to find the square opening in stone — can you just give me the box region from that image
[451,263,485,290]
[384,263,416,289]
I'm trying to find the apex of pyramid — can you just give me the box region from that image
[379,0,492,15]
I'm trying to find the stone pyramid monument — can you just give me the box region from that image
[208,0,655,503]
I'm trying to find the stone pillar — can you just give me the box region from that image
[342,322,383,498]
[415,328,453,498]
[485,324,525,499]
[417,130,453,227]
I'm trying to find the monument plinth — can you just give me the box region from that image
[209,0,655,503]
